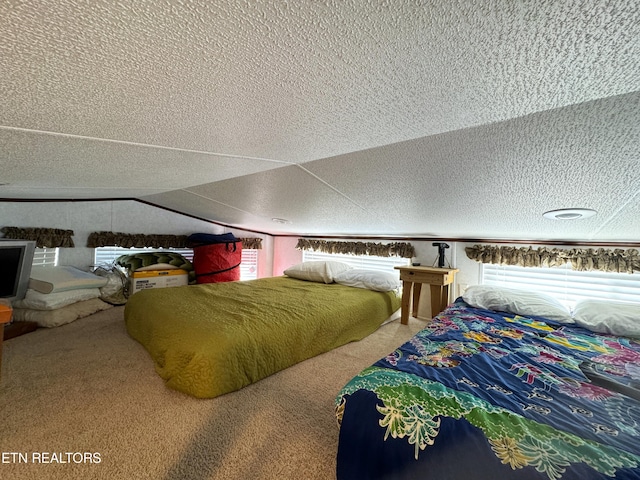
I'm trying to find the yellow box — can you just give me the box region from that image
[130,269,189,294]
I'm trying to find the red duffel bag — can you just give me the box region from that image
[189,233,242,283]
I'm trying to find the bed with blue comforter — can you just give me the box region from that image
[335,298,640,479]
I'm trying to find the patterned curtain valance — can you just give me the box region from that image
[239,238,263,250]
[296,239,415,259]
[87,232,190,249]
[465,244,640,274]
[1,226,75,248]
[565,247,640,273]
[87,232,263,250]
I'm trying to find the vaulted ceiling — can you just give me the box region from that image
[1,1,639,242]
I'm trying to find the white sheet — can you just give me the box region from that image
[12,288,101,310]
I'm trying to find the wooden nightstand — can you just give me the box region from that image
[394,266,459,324]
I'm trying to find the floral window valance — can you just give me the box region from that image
[87,232,190,249]
[87,231,262,250]
[240,237,263,250]
[465,244,640,274]
[1,226,75,248]
[295,239,415,259]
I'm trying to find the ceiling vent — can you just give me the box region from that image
[542,208,597,220]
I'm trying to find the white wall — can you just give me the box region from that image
[1,199,581,300]
[0,200,272,273]
[272,236,302,276]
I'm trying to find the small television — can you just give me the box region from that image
[0,239,36,304]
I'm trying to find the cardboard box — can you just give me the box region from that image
[130,269,189,295]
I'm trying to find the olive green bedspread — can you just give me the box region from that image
[124,276,400,398]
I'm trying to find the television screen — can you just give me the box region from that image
[0,246,22,298]
[0,240,35,302]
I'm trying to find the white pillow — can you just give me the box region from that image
[12,298,113,328]
[283,261,352,284]
[12,288,101,310]
[334,269,401,292]
[462,285,573,324]
[572,299,640,338]
[29,266,108,294]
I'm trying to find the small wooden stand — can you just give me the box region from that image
[394,266,458,324]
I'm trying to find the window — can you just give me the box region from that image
[302,250,409,273]
[94,247,258,281]
[239,248,258,280]
[32,247,58,267]
[482,263,640,309]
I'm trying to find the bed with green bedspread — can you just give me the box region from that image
[124,276,400,398]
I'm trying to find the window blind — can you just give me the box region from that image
[482,263,640,308]
[32,247,58,267]
[240,249,258,280]
[302,250,409,273]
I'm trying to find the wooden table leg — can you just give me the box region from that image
[430,284,450,318]
[400,280,412,325]
[412,283,422,318]
[442,284,451,313]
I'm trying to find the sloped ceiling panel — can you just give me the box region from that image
[301,92,640,241]
[0,128,287,198]
[144,165,401,235]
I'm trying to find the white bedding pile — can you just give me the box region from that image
[12,266,113,328]
[462,285,640,338]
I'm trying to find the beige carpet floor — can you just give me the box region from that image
[0,306,426,480]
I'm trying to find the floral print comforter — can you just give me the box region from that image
[336,300,640,480]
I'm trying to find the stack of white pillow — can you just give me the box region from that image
[11,266,113,328]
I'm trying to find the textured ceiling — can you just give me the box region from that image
[1,0,639,242]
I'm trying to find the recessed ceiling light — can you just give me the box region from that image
[271,217,291,224]
[543,208,597,220]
